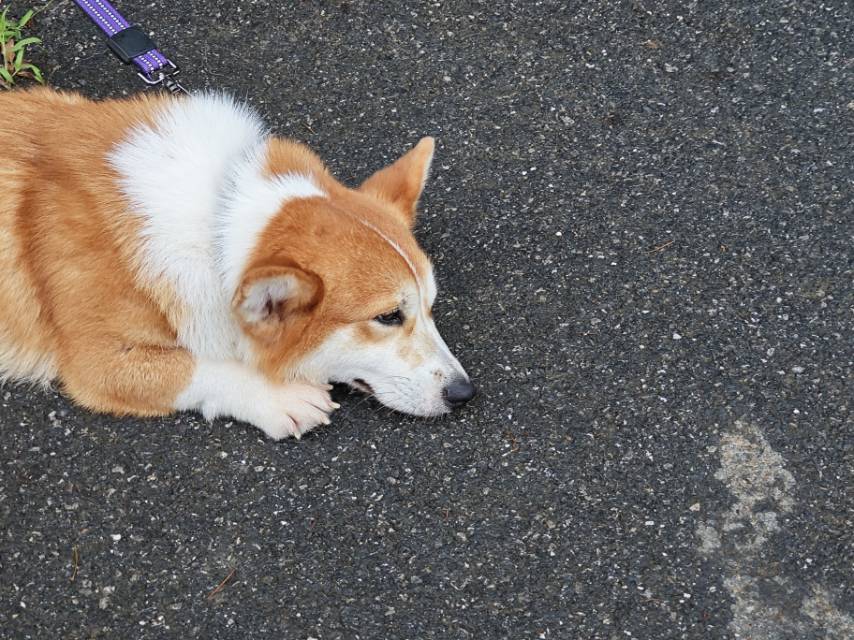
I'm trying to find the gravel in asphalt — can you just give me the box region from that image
[1,1,852,638]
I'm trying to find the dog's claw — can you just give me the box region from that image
[250,381,338,440]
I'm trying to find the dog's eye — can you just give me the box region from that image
[374,309,404,326]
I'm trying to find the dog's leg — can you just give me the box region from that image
[175,359,338,439]
[59,341,336,439]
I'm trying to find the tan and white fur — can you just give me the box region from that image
[0,88,474,439]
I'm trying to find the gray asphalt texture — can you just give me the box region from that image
[2,1,852,638]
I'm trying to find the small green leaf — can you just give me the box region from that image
[19,9,35,29]
[0,7,45,87]
[13,37,41,51]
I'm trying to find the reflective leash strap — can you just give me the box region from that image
[72,0,187,93]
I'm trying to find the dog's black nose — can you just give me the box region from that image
[443,378,477,408]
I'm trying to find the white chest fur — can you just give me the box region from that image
[110,93,324,361]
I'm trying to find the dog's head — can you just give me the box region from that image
[227,137,474,416]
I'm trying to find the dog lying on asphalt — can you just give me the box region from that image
[0,88,474,439]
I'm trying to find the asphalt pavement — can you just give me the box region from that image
[1,1,852,638]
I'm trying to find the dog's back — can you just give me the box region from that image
[0,89,165,384]
[0,90,75,383]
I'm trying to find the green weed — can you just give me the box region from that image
[0,6,44,88]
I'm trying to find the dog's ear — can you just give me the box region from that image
[233,261,323,341]
[359,137,434,228]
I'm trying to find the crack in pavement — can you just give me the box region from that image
[698,420,854,639]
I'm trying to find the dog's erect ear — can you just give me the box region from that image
[359,137,435,227]
[233,262,323,341]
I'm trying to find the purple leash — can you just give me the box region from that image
[72,0,187,93]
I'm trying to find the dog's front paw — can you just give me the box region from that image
[254,382,339,440]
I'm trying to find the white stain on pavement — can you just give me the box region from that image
[698,420,853,639]
[802,588,854,638]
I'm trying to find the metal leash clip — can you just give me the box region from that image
[139,62,188,95]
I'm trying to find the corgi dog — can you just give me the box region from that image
[0,88,475,439]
